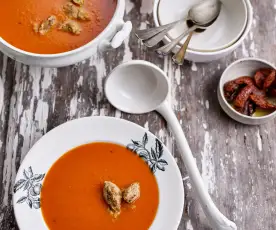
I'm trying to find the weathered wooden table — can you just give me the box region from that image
[0,0,275,229]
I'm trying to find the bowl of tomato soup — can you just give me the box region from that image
[13,117,184,230]
[0,0,132,67]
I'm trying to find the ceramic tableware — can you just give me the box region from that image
[0,0,132,67]
[153,0,253,62]
[172,31,194,65]
[156,0,221,56]
[13,117,184,230]
[157,0,247,52]
[141,0,221,48]
[218,58,276,125]
[105,60,237,230]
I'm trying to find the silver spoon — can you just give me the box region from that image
[135,19,184,41]
[156,0,221,55]
[172,31,194,65]
[105,60,237,230]
[135,0,221,47]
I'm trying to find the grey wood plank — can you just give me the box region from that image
[0,54,15,227]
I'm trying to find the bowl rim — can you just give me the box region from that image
[153,0,253,55]
[157,0,248,52]
[219,57,276,120]
[0,0,123,58]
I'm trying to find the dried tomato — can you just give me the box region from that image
[269,88,276,97]
[223,81,239,102]
[234,76,254,86]
[254,71,265,89]
[249,94,276,110]
[234,85,254,108]
[260,68,274,76]
[263,70,276,89]
[248,102,256,116]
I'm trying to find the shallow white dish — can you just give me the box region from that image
[153,0,253,62]
[13,117,184,230]
[218,58,276,125]
[158,0,247,52]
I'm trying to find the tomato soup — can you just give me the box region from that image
[41,142,159,230]
[0,0,117,54]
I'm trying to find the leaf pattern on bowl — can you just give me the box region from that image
[127,133,168,173]
[14,166,45,209]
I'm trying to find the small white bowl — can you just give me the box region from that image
[158,0,248,52]
[218,58,276,125]
[153,0,253,62]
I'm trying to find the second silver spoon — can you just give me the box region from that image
[156,0,221,55]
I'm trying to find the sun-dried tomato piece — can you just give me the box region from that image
[235,100,249,115]
[263,70,276,90]
[254,71,266,89]
[260,68,274,76]
[269,88,276,97]
[223,81,239,102]
[234,85,254,108]
[249,94,276,109]
[234,76,254,86]
[252,86,266,97]
[248,102,256,116]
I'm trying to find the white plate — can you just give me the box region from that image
[13,117,184,230]
[158,0,248,52]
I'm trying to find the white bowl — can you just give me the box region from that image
[218,58,276,125]
[13,117,184,230]
[153,0,253,62]
[0,0,132,67]
[158,0,248,52]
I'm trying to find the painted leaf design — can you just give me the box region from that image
[33,202,40,209]
[14,179,26,193]
[139,153,150,161]
[31,197,40,202]
[132,140,144,148]
[17,196,27,204]
[150,148,158,161]
[26,198,33,209]
[23,180,30,191]
[150,164,157,173]
[28,167,33,178]
[127,144,135,151]
[23,169,29,179]
[132,140,141,146]
[142,133,148,146]
[128,133,168,174]
[31,174,45,183]
[156,164,165,171]
[158,159,168,166]
[155,139,163,158]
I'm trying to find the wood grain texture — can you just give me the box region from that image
[0,0,276,229]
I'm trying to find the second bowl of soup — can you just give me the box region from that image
[0,0,132,67]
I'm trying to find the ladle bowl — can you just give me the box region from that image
[105,60,237,230]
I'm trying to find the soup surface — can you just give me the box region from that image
[41,142,159,230]
[0,0,117,54]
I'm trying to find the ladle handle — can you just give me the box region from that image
[156,102,237,230]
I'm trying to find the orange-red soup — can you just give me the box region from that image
[41,142,159,230]
[0,0,117,54]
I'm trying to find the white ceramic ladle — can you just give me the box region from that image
[105,60,237,230]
